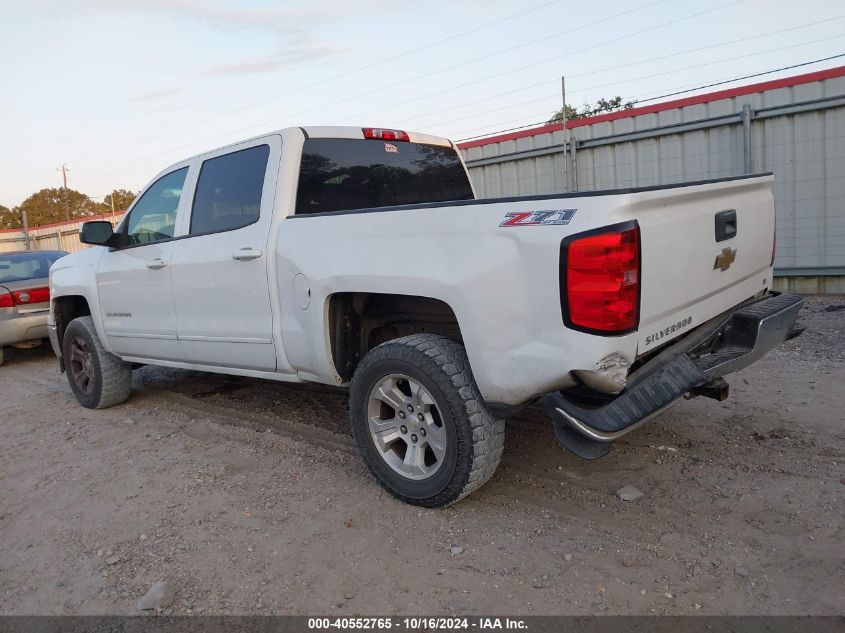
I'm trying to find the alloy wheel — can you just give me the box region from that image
[68,336,95,395]
[367,374,447,480]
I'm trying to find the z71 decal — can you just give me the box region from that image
[499,209,577,227]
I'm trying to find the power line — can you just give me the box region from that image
[335,0,671,120]
[452,50,844,140]
[338,0,742,124]
[549,35,843,104]
[412,34,845,133]
[69,0,566,164]
[454,53,845,142]
[633,53,845,104]
[85,0,741,179]
[394,15,843,129]
[362,32,844,138]
[82,0,675,177]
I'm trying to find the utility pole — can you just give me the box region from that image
[561,76,568,192]
[22,209,31,251]
[57,163,70,221]
[741,103,753,174]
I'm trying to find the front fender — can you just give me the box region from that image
[49,249,112,354]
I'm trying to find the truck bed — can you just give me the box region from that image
[281,173,776,406]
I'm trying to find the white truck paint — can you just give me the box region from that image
[48,125,801,505]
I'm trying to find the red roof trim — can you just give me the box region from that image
[0,211,125,235]
[458,65,845,150]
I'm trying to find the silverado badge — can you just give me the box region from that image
[713,247,737,271]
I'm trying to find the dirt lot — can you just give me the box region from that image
[1,296,843,616]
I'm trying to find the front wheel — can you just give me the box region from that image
[62,316,132,409]
[349,334,505,507]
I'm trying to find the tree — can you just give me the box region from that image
[104,189,136,213]
[17,188,105,227]
[550,103,580,123]
[548,96,635,124]
[0,205,21,230]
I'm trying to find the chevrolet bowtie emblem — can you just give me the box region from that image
[714,247,737,271]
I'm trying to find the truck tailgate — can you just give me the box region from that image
[628,175,776,354]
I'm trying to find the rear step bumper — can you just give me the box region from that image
[545,292,804,459]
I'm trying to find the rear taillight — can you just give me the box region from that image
[363,128,410,142]
[561,222,640,334]
[14,286,50,304]
[0,291,13,308]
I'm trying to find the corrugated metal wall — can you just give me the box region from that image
[0,213,124,254]
[461,75,845,277]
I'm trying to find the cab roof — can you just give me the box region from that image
[153,126,455,187]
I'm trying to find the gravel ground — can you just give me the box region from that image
[1,296,843,616]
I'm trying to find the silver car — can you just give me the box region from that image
[0,250,68,366]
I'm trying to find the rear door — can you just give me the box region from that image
[630,175,776,354]
[169,136,281,371]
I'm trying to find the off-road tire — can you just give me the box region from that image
[349,334,505,507]
[63,316,132,409]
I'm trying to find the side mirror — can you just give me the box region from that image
[80,221,117,246]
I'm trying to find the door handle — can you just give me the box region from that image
[715,209,737,242]
[232,248,262,261]
[146,258,168,270]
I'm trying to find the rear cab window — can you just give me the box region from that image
[295,138,473,215]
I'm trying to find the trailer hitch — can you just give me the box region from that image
[684,377,729,401]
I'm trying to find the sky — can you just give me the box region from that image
[1,0,843,208]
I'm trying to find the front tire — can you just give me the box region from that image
[349,334,505,507]
[63,316,132,409]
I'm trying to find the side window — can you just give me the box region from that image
[190,145,270,235]
[125,168,188,246]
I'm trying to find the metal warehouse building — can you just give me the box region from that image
[458,66,845,293]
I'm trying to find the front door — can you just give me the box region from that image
[170,137,281,371]
[97,166,189,361]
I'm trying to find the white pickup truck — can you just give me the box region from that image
[49,126,803,506]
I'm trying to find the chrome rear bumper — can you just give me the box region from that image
[545,292,804,459]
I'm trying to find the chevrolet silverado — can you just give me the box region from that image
[48,126,803,506]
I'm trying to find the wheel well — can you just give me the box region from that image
[328,293,462,381]
[53,295,91,351]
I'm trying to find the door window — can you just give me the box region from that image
[124,167,188,245]
[190,145,270,236]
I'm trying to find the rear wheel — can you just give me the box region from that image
[63,316,132,409]
[349,334,504,507]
